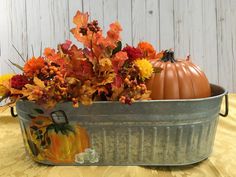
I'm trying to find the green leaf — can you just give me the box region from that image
[28,114,36,119]
[34,109,44,114]
[46,124,55,132]
[112,41,122,55]
[52,125,58,134]
[46,137,51,145]
[8,60,23,71]
[30,126,38,131]
[41,140,46,147]
[27,140,39,156]
[61,129,66,135]
[54,127,59,134]
[46,123,76,136]
[34,120,44,125]
[64,124,75,134]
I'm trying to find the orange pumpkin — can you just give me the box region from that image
[146,50,211,99]
[43,124,90,163]
[27,116,90,163]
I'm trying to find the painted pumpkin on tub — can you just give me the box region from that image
[27,114,90,163]
[146,50,211,99]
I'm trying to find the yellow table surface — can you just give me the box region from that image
[0,94,235,177]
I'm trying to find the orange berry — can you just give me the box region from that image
[124,78,129,83]
[49,70,54,75]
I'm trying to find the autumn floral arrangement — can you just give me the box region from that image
[0,11,162,110]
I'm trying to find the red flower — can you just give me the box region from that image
[11,75,29,90]
[122,45,143,60]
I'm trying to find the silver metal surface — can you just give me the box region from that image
[16,84,227,166]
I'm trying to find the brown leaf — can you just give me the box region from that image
[8,60,23,71]
[110,86,124,101]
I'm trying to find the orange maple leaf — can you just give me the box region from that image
[73,11,89,28]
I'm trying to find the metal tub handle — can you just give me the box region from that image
[10,107,18,117]
[219,94,229,117]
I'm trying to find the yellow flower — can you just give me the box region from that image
[0,74,14,96]
[134,58,153,80]
[0,74,13,83]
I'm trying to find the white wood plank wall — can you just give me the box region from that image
[0,0,235,92]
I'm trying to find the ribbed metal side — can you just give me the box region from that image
[164,127,170,161]
[102,128,107,161]
[139,128,144,161]
[152,127,157,161]
[18,114,220,166]
[127,128,131,162]
[114,130,119,162]
[175,126,183,160]
[82,116,219,165]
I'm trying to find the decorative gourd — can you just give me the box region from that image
[28,116,90,163]
[146,50,211,99]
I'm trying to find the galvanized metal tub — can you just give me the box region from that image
[15,84,228,166]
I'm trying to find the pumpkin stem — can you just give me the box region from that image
[161,49,176,63]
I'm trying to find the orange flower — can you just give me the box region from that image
[23,57,45,77]
[155,51,164,59]
[44,48,55,57]
[137,42,156,59]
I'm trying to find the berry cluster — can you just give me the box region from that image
[119,96,135,105]
[38,62,69,102]
[87,20,100,33]
[39,62,60,80]
[79,20,101,35]
[119,75,149,105]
